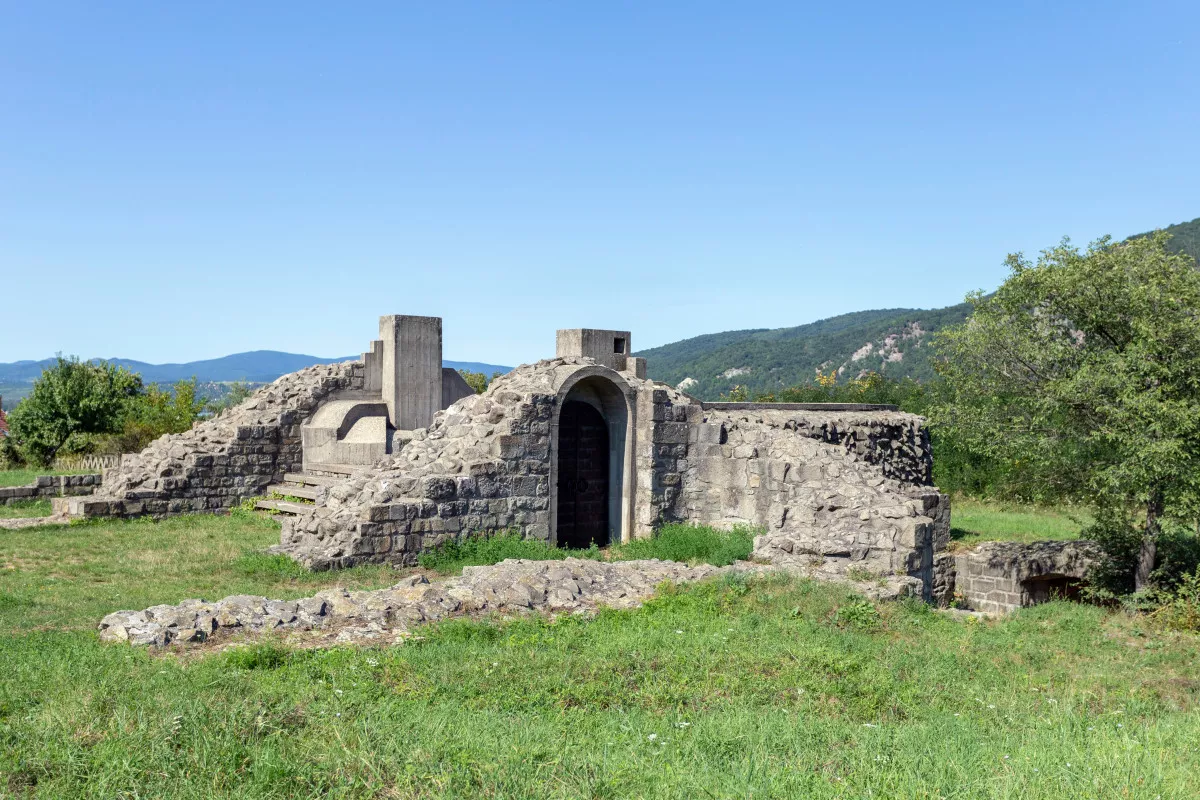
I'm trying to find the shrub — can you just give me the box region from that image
[1148,569,1200,632]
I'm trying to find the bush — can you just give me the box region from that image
[1148,569,1200,632]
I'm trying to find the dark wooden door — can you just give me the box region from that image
[556,401,609,548]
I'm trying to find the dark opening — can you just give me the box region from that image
[556,400,610,548]
[1022,574,1084,605]
[613,337,626,354]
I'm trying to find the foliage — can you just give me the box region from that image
[932,233,1200,591]
[95,378,207,454]
[3,356,143,466]
[3,514,1200,797]
[457,369,501,394]
[204,380,256,414]
[1148,567,1200,632]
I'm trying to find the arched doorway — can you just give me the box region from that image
[556,401,610,548]
[551,370,633,549]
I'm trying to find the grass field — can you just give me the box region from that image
[949,497,1090,549]
[0,500,53,520]
[1,511,1198,797]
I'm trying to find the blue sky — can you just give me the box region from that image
[2,1,1197,366]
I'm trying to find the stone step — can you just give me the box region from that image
[266,484,319,501]
[255,499,311,516]
[283,472,338,487]
[305,462,359,476]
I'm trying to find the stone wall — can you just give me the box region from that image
[934,540,1101,613]
[0,473,100,506]
[678,405,946,598]
[56,361,364,519]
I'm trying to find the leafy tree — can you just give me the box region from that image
[932,232,1200,592]
[103,378,207,453]
[5,356,143,466]
[204,380,255,415]
[458,369,500,394]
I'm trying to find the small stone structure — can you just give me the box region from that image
[933,540,1101,613]
[61,314,951,599]
[0,473,100,506]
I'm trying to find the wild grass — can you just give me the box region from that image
[2,512,1198,797]
[950,496,1090,549]
[0,499,53,519]
[416,524,756,575]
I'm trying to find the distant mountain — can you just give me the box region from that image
[0,351,513,410]
[637,305,971,400]
[639,216,1200,401]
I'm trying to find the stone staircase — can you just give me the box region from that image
[255,470,344,516]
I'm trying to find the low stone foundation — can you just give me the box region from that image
[99,557,770,647]
[935,540,1100,613]
[0,473,101,506]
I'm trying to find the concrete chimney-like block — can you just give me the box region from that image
[380,315,442,430]
[556,328,631,372]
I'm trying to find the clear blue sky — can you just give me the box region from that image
[2,1,1197,366]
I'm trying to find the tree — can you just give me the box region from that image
[458,369,501,394]
[5,357,143,466]
[105,378,207,453]
[932,232,1200,592]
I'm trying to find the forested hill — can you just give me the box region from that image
[637,304,972,400]
[1131,216,1200,263]
[640,217,1200,401]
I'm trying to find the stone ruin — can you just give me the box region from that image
[60,314,952,602]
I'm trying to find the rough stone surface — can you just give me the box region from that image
[935,540,1101,613]
[98,557,771,647]
[55,362,364,518]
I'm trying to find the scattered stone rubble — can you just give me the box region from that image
[98,557,771,648]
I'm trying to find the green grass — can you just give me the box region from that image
[0,468,92,488]
[0,513,399,633]
[2,512,1199,797]
[950,497,1090,549]
[0,499,53,520]
[416,524,756,575]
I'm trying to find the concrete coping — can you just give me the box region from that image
[700,402,901,412]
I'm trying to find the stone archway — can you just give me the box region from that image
[556,401,610,548]
[550,369,634,548]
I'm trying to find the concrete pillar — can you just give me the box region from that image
[379,315,442,430]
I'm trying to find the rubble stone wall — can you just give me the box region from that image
[675,406,946,598]
[0,473,100,505]
[56,362,364,518]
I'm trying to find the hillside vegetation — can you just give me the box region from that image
[641,217,1200,400]
[638,304,971,399]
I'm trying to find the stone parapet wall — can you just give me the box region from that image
[0,473,101,505]
[57,361,363,519]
